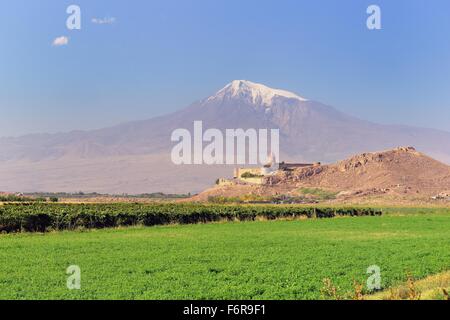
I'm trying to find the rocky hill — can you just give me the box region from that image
[194,147,450,203]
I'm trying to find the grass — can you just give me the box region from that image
[367,271,450,300]
[299,188,338,200]
[0,211,449,300]
[380,206,450,215]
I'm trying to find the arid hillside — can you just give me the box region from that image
[193,147,450,204]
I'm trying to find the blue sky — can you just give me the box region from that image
[0,0,449,136]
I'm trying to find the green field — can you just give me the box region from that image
[0,209,449,300]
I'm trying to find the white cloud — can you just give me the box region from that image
[52,36,69,47]
[91,17,116,25]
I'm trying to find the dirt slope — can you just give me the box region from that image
[193,147,450,203]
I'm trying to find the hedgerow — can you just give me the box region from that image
[0,203,382,233]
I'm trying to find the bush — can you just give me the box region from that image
[299,188,338,200]
[0,195,47,203]
[240,172,263,178]
[0,203,382,233]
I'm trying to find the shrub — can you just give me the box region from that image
[240,172,263,178]
[0,195,47,203]
[299,188,338,200]
[0,203,382,233]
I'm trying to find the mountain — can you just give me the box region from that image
[193,147,450,202]
[1,80,450,194]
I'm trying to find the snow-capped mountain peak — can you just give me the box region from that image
[207,80,308,106]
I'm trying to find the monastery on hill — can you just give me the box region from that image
[217,154,321,186]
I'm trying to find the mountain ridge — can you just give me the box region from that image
[1,80,450,193]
